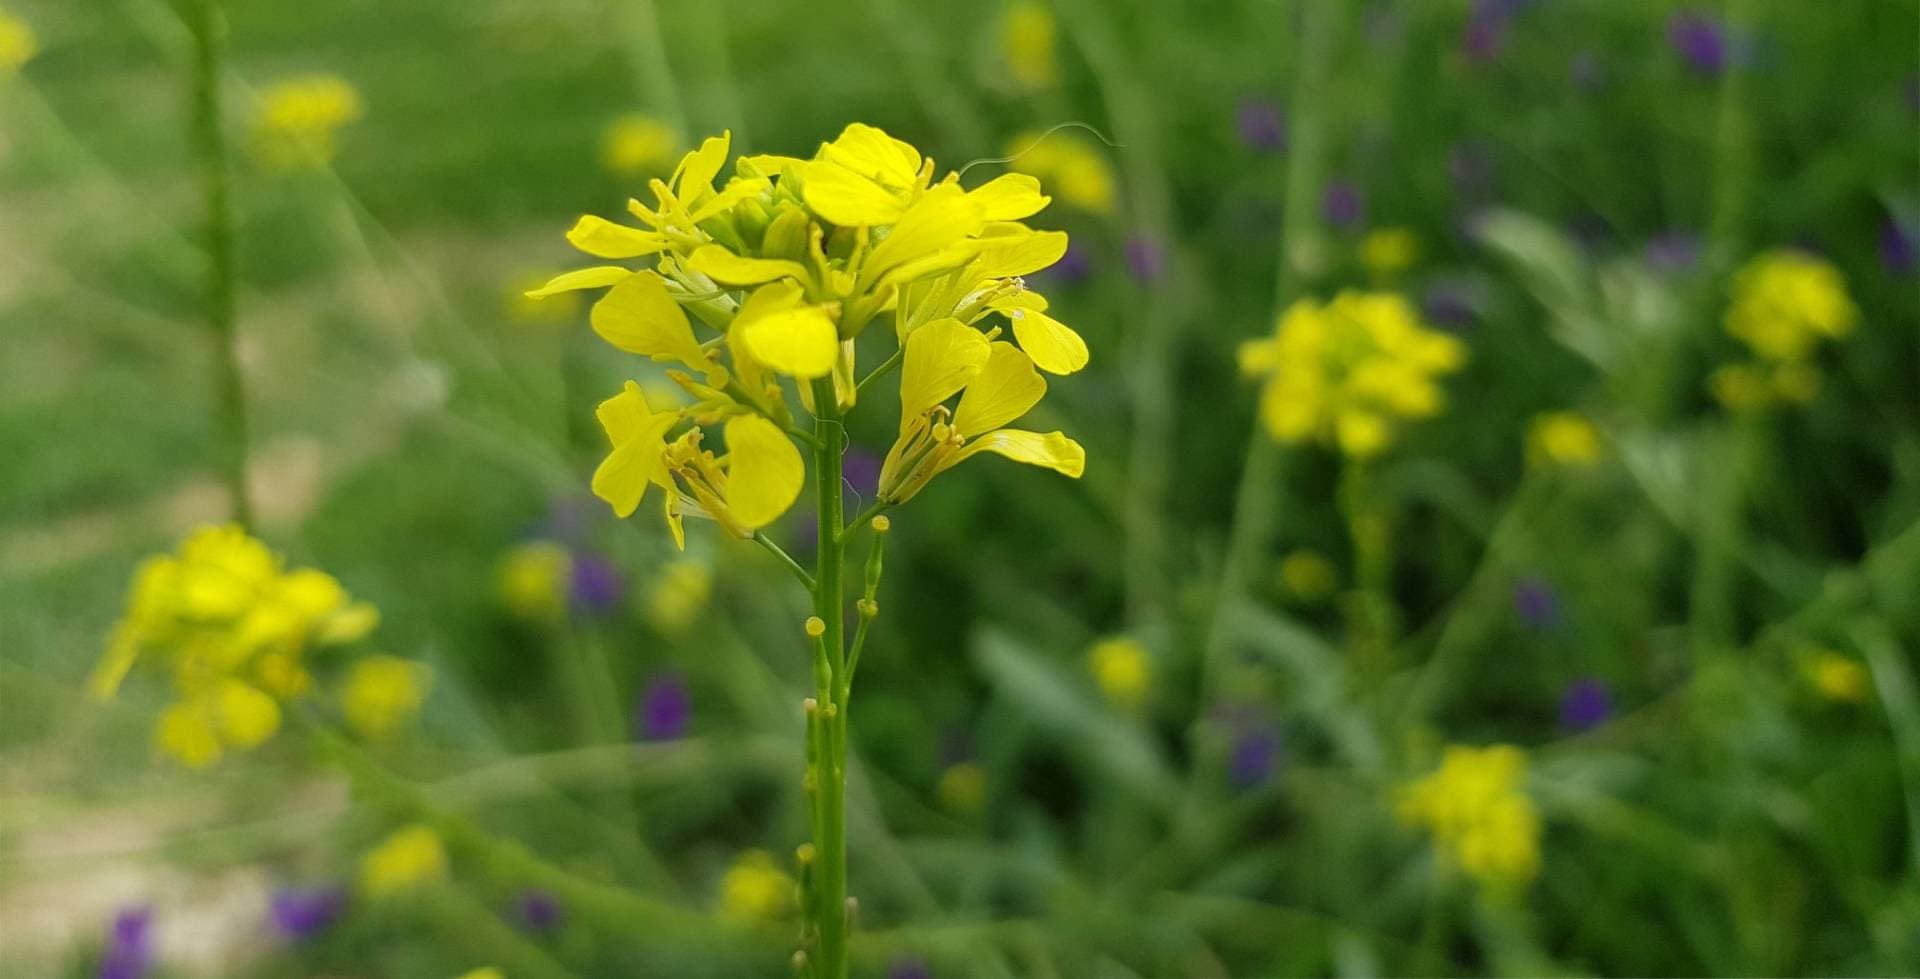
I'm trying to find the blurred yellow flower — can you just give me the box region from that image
[1239,291,1466,458]
[1088,636,1150,708]
[455,970,504,979]
[361,824,448,895]
[937,761,988,814]
[1398,744,1541,890]
[645,559,711,636]
[1000,2,1059,90]
[1725,249,1857,363]
[252,74,363,169]
[718,849,794,921]
[505,271,583,326]
[496,540,570,621]
[1802,649,1870,704]
[1360,227,1420,279]
[0,7,36,73]
[1006,130,1116,214]
[1279,548,1337,602]
[341,655,431,739]
[601,113,679,177]
[1526,411,1604,467]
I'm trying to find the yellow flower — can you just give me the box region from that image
[361,824,448,895]
[1001,2,1060,90]
[1279,549,1337,602]
[496,540,570,622]
[340,655,431,739]
[1724,249,1857,363]
[718,849,794,921]
[1006,130,1116,214]
[1087,636,1150,708]
[1239,291,1465,458]
[1801,649,1870,704]
[645,559,711,636]
[455,970,504,979]
[1398,744,1540,890]
[601,113,679,177]
[0,7,36,73]
[1526,411,1604,468]
[937,761,988,815]
[504,271,583,325]
[1360,227,1419,279]
[878,325,1085,504]
[252,74,363,169]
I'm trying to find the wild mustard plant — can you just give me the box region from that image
[1359,226,1419,280]
[0,6,35,74]
[1087,636,1151,709]
[999,2,1060,91]
[88,525,421,767]
[1526,410,1604,468]
[1398,744,1542,893]
[719,849,797,922]
[528,123,1087,976]
[251,74,363,169]
[600,112,679,177]
[1004,130,1118,214]
[1710,249,1858,411]
[360,823,448,895]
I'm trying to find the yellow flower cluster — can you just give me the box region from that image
[0,6,36,74]
[1000,2,1060,91]
[718,849,795,921]
[1800,648,1870,704]
[645,558,711,636]
[1239,291,1466,458]
[1711,250,1857,411]
[361,823,448,895]
[1087,636,1150,708]
[1005,130,1117,214]
[601,113,679,177]
[528,125,1087,544]
[252,74,363,169]
[496,540,571,622]
[89,525,424,766]
[1360,227,1419,279]
[1397,744,1541,890]
[1526,410,1604,468]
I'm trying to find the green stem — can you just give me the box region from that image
[1339,458,1394,679]
[753,531,816,590]
[853,347,904,398]
[807,376,850,979]
[837,500,892,545]
[184,0,251,528]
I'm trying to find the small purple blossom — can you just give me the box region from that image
[1880,218,1916,273]
[1645,231,1703,274]
[1322,180,1365,230]
[1235,99,1286,153]
[1125,235,1167,285]
[1513,576,1561,630]
[842,447,882,502]
[1421,280,1480,330]
[516,888,564,932]
[1042,241,1092,286]
[887,958,933,979]
[269,886,345,940]
[1559,678,1613,732]
[1668,10,1727,76]
[569,551,625,617]
[1228,725,1283,790]
[1461,11,1508,64]
[98,906,153,979]
[636,672,690,741]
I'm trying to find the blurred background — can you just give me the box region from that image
[2,0,1917,976]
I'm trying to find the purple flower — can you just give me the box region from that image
[1125,235,1167,285]
[269,886,344,940]
[1513,576,1561,630]
[1322,180,1365,230]
[1559,678,1613,731]
[636,672,690,741]
[1645,231,1703,274]
[516,888,563,932]
[569,551,625,617]
[1042,241,1092,286]
[1461,11,1508,64]
[1235,99,1286,153]
[98,906,153,979]
[1668,10,1726,76]
[887,958,932,979]
[1227,725,1283,790]
[1421,280,1480,330]
[1881,218,1916,273]
[842,447,882,502]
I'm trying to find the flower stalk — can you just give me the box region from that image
[805,375,851,979]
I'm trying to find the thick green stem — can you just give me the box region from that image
[807,376,850,979]
[184,0,251,528]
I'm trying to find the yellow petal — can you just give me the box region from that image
[689,175,772,222]
[803,159,910,227]
[214,679,281,749]
[722,416,804,530]
[594,439,662,518]
[973,227,1069,279]
[819,123,922,188]
[592,382,676,517]
[566,215,669,259]
[968,173,1050,221]
[740,305,839,379]
[1009,308,1089,374]
[525,266,632,298]
[662,490,687,550]
[953,342,1046,438]
[591,271,709,369]
[899,319,991,428]
[944,429,1085,478]
[673,131,732,196]
[739,153,806,177]
[688,244,809,287]
[595,379,658,443]
[864,185,985,285]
